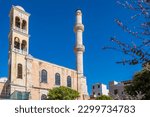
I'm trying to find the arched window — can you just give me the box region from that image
[41,94,47,100]
[21,40,27,51]
[15,17,20,28]
[14,37,20,49]
[22,20,27,30]
[55,73,60,85]
[41,69,47,83]
[67,76,72,87]
[17,64,22,78]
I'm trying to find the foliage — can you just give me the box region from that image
[104,0,150,67]
[96,95,113,100]
[47,86,80,100]
[125,69,150,99]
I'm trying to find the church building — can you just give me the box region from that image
[0,6,88,100]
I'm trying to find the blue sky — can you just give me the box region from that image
[0,0,142,94]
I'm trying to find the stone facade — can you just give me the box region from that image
[9,56,78,100]
[0,6,88,100]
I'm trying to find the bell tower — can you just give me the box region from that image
[8,5,30,94]
[9,5,30,54]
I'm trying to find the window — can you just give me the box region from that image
[15,17,20,28]
[22,20,27,30]
[67,76,72,87]
[21,40,27,51]
[14,37,20,49]
[114,89,118,95]
[41,70,47,83]
[55,73,60,85]
[98,93,101,96]
[98,85,100,88]
[93,92,95,95]
[93,86,95,89]
[41,94,47,100]
[17,64,22,78]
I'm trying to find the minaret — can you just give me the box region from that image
[74,10,88,99]
[74,10,85,76]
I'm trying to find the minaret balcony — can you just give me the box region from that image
[74,23,84,32]
[74,44,85,52]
